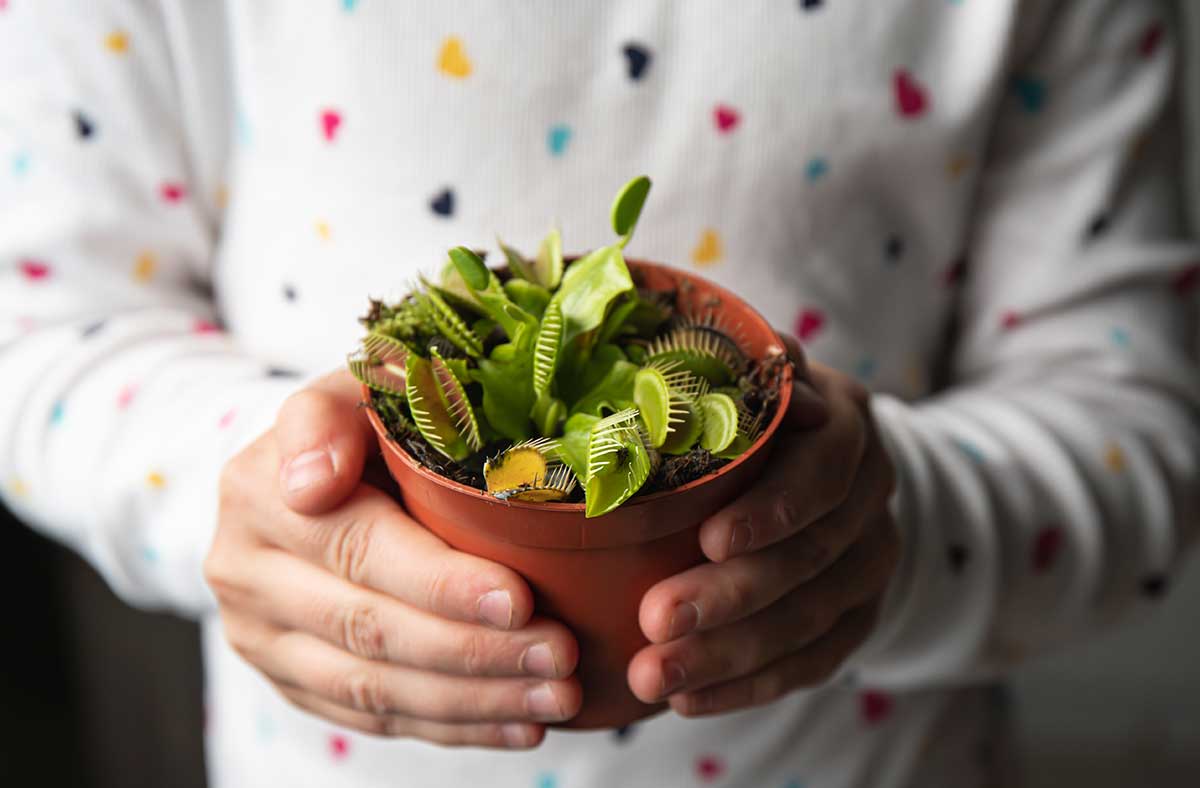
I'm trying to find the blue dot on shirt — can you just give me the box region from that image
[535,773,558,788]
[50,401,65,425]
[1110,327,1130,347]
[12,151,30,177]
[954,438,985,464]
[806,156,829,181]
[141,545,160,563]
[341,0,358,10]
[547,124,572,156]
[1011,76,1046,113]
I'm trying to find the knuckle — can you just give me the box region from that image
[459,630,490,678]
[329,516,376,585]
[278,388,333,427]
[751,670,787,706]
[423,559,459,617]
[447,680,489,723]
[794,532,832,577]
[336,669,388,715]
[719,573,755,619]
[336,604,388,661]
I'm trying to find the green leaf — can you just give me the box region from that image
[503,279,551,319]
[715,432,754,460]
[472,344,534,442]
[558,413,600,481]
[610,175,652,244]
[405,354,472,461]
[420,289,483,358]
[423,275,484,317]
[534,227,563,290]
[584,408,652,517]
[596,295,639,346]
[531,391,566,437]
[532,301,563,397]
[449,246,490,291]
[570,359,638,417]
[551,244,635,349]
[497,237,538,283]
[658,399,704,455]
[697,392,739,453]
[430,348,483,453]
[633,367,672,447]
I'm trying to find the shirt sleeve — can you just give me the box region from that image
[0,1,306,618]
[853,0,1200,685]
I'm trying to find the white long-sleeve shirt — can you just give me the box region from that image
[2,2,1198,787]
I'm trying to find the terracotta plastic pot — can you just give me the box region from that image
[363,259,793,730]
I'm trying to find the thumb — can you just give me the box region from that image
[275,369,377,516]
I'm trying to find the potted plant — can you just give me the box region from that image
[349,177,793,729]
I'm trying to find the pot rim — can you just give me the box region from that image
[362,258,794,517]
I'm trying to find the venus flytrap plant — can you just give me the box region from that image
[350,176,771,517]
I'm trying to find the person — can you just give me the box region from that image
[2,2,1197,786]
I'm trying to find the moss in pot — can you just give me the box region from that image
[350,177,793,729]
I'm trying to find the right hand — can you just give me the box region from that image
[203,370,582,749]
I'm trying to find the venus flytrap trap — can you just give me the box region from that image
[349,176,774,517]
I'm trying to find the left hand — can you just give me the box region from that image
[627,334,902,716]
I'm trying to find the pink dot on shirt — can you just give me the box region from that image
[218,409,237,429]
[117,384,138,409]
[328,733,350,761]
[193,318,219,334]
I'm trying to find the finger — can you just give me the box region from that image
[230,547,577,678]
[777,333,828,429]
[276,369,378,516]
[259,483,536,630]
[259,629,583,724]
[273,682,546,749]
[668,602,880,717]
[699,379,891,562]
[628,520,896,703]
[641,504,883,643]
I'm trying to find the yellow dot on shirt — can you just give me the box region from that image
[437,36,473,78]
[8,477,30,499]
[904,359,926,395]
[316,220,331,241]
[947,153,971,178]
[691,228,723,267]
[146,471,166,489]
[215,185,229,210]
[105,30,130,53]
[132,251,158,283]
[1104,442,1126,472]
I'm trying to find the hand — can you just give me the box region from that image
[203,370,582,749]
[627,336,901,716]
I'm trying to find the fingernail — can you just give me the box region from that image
[526,683,566,720]
[521,643,558,678]
[660,660,687,698]
[284,449,334,493]
[668,602,700,640]
[477,590,513,629]
[501,723,533,748]
[727,522,753,558]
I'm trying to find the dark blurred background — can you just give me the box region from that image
[0,503,204,788]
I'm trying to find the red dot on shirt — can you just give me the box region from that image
[1139,22,1164,59]
[1000,310,1022,330]
[695,753,726,781]
[160,182,187,203]
[1032,526,1064,572]
[860,690,894,725]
